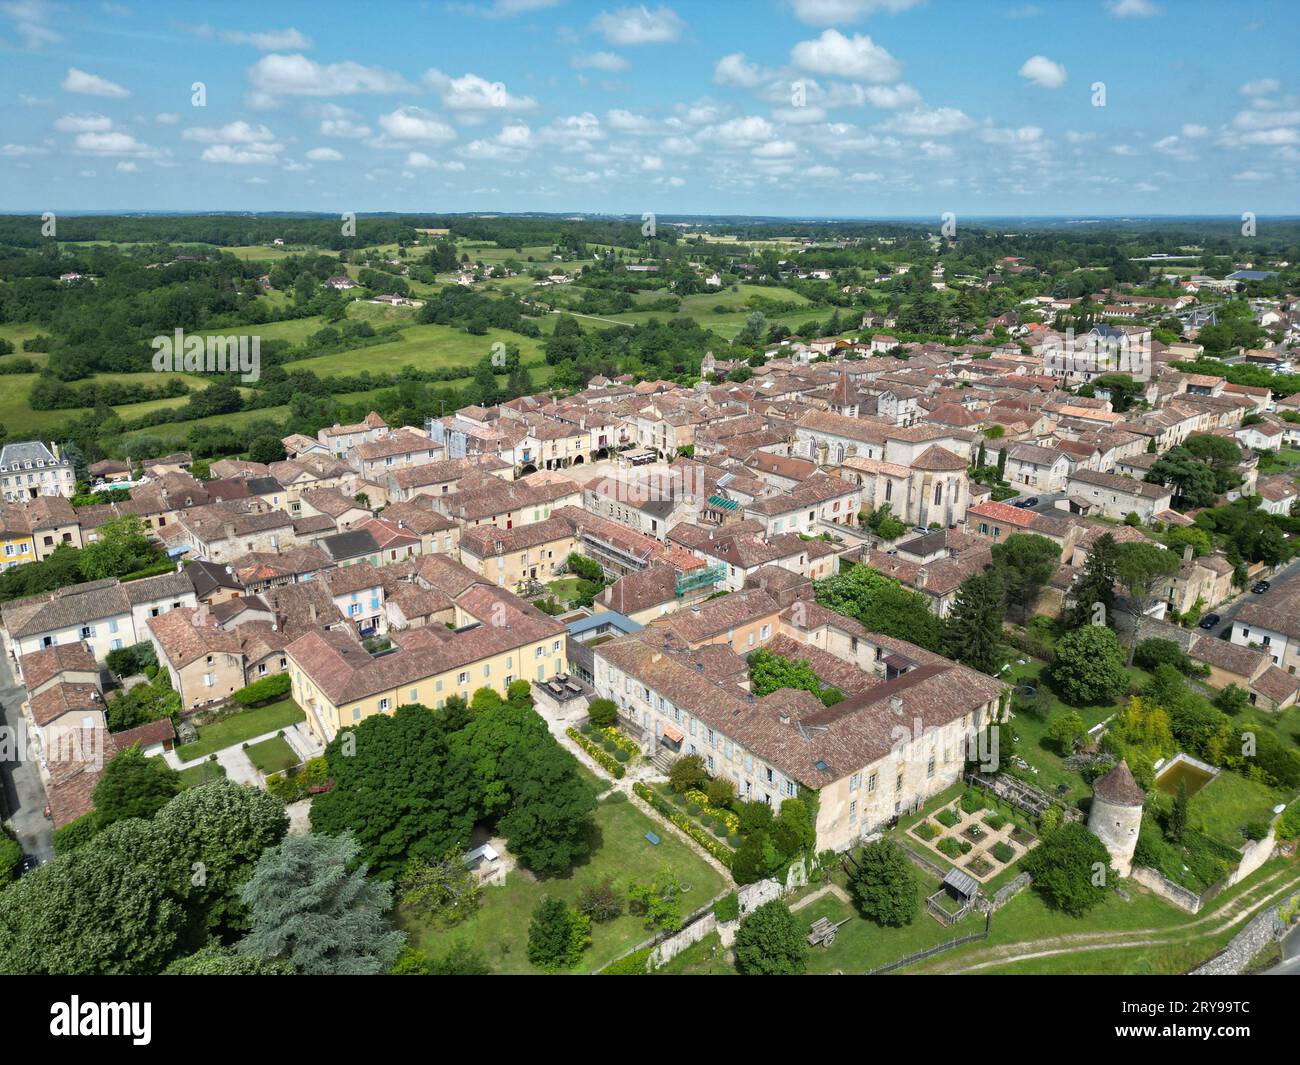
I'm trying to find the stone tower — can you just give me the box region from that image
[1087,759,1145,877]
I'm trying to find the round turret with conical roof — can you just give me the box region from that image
[1087,759,1145,877]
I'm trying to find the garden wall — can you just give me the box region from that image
[1190,890,1300,975]
[1130,865,1221,914]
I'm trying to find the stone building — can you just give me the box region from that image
[1087,759,1145,877]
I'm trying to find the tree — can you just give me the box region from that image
[397,852,482,928]
[991,534,1060,624]
[526,896,590,972]
[0,839,185,974]
[164,945,294,975]
[814,563,944,652]
[1145,447,1218,509]
[733,900,806,975]
[310,704,478,879]
[943,569,1006,674]
[668,754,709,794]
[1047,710,1087,754]
[146,778,288,941]
[77,514,155,581]
[1168,779,1189,844]
[1065,531,1119,629]
[1113,542,1181,665]
[627,867,684,932]
[1051,625,1129,706]
[247,434,285,465]
[1022,822,1113,916]
[576,876,623,923]
[238,831,405,975]
[849,839,917,927]
[92,744,181,827]
[428,940,490,975]
[748,649,842,703]
[586,697,618,729]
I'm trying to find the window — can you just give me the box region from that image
[849,800,858,823]
[409,688,418,701]
[204,673,214,687]
[868,772,877,793]
[760,624,771,640]
[927,754,935,778]
[80,625,94,639]
[379,698,390,711]
[850,772,860,791]
[895,772,903,792]
[352,707,361,722]
[457,671,468,685]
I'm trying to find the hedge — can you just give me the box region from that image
[713,892,739,923]
[265,757,330,803]
[232,672,292,708]
[601,947,651,975]
[633,781,733,871]
[567,727,625,779]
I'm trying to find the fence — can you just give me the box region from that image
[865,911,992,975]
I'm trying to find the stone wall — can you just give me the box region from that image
[985,872,1032,912]
[1190,891,1300,975]
[649,912,723,968]
[644,877,783,969]
[1130,865,1211,914]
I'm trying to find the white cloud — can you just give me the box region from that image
[0,143,49,157]
[62,67,130,98]
[1018,55,1066,89]
[641,154,663,170]
[804,164,841,179]
[790,0,922,25]
[712,115,776,143]
[713,52,764,89]
[377,106,456,143]
[571,51,628,72]
[221,27,311,50]
[405,152,465,171]
[200,142,282,164]
[3,0,61,48]
[155,112,180,125]
[1106,0,1159,16]
[248,54,410,97]
[1181,123,1208,138]
[318,105,371,139]
[423,70,537,112]
[862,83,921,108]
[791,30,902,83]
[115,160,137,172]
[183,120,278,145]
[1232,169,1271,182]
[592,5,685,45]
[305,147,343,161]
[752,139,797,158]
[606,108,657,132]
[1109,144,1137,156]
[73,130,156,156]
[877,106,972,136]
[1240,78,1280,97]
[54,112,112,132]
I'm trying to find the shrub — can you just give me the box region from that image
[913,821,939,841]
[566,727,625,779]
[983,813,1007,831]
[713,892,739,923]
[232,672,292,708]
[991,841,1015,863]
[576,877,623,922]
[614,748,630,763]
[1242,821,1270,842]
[686,803,701,816]
[587,698,618,729]
[668,755,708,794]
[712,822,727,837]
[1133,637,1192,675]
[937,837,963,859]
[1277,799,1300,841]
[936,808,960,828]
[960,790,984,814]
[601,947,651,975]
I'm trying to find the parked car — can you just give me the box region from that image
[16,855,40,877]
[1252,580,1271,594]
[1198,613,1221,630]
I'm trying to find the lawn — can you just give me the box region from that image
[174,699,305,763]
[652,930,735,974]
[398,792,728,974]
[244,735,301,775]
[283,321,546,377]
[178,759,228,788]
[1178,769,1284,849]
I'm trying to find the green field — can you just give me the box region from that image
[398,791,728,974]
[245,734,301,775]
[283,321,546,377]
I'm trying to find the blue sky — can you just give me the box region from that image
[1,0,1297,216]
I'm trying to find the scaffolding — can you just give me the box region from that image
[675,562,727,598]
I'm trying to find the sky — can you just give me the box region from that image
[1,0,1297,218]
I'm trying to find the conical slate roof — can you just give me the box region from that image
[1092,759,1146,807]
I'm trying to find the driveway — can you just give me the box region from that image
[0,653,53,861]
[1206,554,1300,636]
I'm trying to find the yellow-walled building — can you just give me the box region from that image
[286,582,567,741]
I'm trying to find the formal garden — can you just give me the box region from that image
[908,788,1039,883]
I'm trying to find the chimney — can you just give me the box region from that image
[1183,544,1193,562]
[308,604,318,622]
[695,661,703,672]
[916,565,928,589]
[778,712,790,725]
[889,695,903,715]
[223,522,235,542]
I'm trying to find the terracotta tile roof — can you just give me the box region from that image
[18,642,98,692]
[148,607,242,668]
[1092,760,1146,806]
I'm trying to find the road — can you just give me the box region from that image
[1206,554,1300,637]
[0,650,52,861]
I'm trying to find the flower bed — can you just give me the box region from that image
[913,821,940,841]
[966,856,995,878]
[935,808,960,828]
[265,756,330,803]
[634,782,733,870]
[567,727,625,779]
[681,788,741,835]
[598,726,641,760]
[991,841,1016,864]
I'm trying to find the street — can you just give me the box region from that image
[0,650,53,862]
[1207,554,1300,637]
